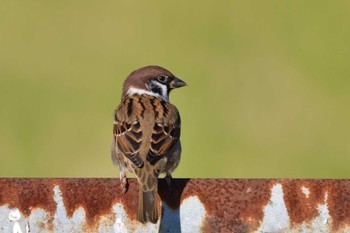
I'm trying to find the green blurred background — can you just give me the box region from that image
[1,1,350,178]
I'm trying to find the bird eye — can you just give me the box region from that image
[158,75,167,83]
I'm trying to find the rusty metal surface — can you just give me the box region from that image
[1,179,350,232]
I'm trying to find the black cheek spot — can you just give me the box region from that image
[150,83,163,96]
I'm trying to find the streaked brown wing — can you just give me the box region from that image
[113,104,144,168]
[146,103,181,165]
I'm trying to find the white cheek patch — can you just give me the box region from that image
[127,87,161,98]
[127,84,169,102]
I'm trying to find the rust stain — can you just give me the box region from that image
[180,179,273,233]
[327,180,350,231]
[0,179,56,231]
[56,178,138,226]
[282,180,325,225]
[1,178,350,231]
[0,178,56,216]
[282,179,350,231]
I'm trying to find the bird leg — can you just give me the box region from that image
[120,172,129,194]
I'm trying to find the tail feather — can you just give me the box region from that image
[137,187,158,223]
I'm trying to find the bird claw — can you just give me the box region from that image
[120,174,129,194]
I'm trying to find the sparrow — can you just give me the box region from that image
[111,65,186,223]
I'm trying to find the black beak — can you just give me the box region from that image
[171,77,187,88]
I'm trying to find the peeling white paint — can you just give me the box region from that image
[134,222,159,233]
[0,185,161,233]
[9,208,21,221]
[0,182,348,233]
[26,208,51,233]
[295,192,332,233]
[256,184,290,233]
[25,222,30,233]
[0,206,14,232]
[111,202,159,233]
[159,196,206,233]
[53,185,86,232]
[9,208,23,233]
[112,204,128,233]
[12,222,23,233]
[301,186,310,198]
[309,192,331,231]
[256,186,335,233]
[180,196,206,233]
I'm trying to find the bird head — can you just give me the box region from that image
[122,66,187,102]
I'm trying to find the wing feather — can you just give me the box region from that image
[146,101,181,164]
[113,97,144,168]
[113,96,181,167]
